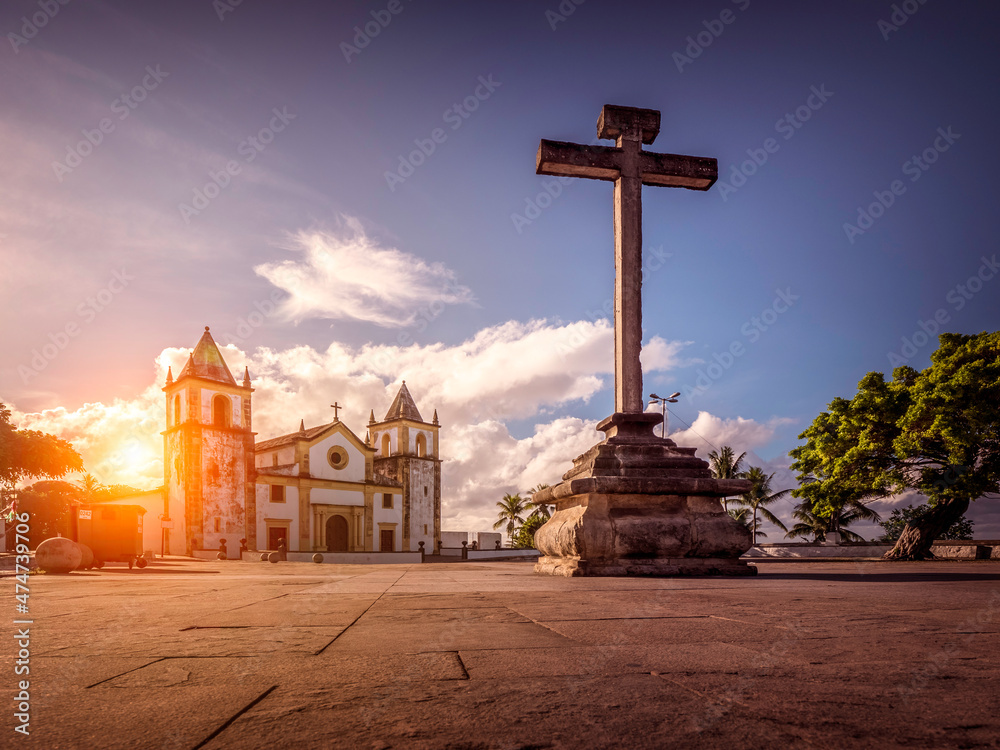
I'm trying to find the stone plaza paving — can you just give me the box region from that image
[5,559,1000,749]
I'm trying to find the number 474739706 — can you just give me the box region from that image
[12,511,31,607]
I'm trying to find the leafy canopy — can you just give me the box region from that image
[0,403,83,488]
[790,332,1000,518]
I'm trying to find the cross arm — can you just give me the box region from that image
[639,151,718,190]
[536,139,621,181]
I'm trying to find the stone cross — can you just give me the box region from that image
[536,105,717,414]
[330,402,342,421]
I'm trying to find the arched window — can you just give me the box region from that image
[415,433,427,457]
[381,433,391,456]
[212,395,231,428]
[173,395,181,426]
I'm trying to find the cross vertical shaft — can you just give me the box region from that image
[614,131,644,413]
[535,104,718,419]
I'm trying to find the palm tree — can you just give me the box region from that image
[708,446,746,512]
[785,497,882,543]
[493,493,528,546]
[75,473,105,502]
[525,483,552,521]
[731,466,790,545]
[728,507,753,533]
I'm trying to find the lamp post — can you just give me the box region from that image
[648,392,680,439]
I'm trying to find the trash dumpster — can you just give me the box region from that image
[76,504,147,569]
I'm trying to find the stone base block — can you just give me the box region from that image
[535,555,756,577]
[533,491,756,578]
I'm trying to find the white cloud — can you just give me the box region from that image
[10,320,809,535]
[254,219,476,327]
[667,411,795,458]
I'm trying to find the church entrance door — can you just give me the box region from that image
[380,528,394,551]
[326,515,349,552]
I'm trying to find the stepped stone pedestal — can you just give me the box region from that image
[533,413,756,577]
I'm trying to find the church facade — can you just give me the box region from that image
[158,327,441,556]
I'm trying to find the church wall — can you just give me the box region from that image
[199,389,244,427]
[255,445,296,469]
[373,493,402,551]
[309,487,364,507]
[255,483,298,550]
[163,429,190,556]
[308,436,365,482]
[371,428,396,457]
[408,460,436,552]
[199,429,248,551]
[409,428,434,455]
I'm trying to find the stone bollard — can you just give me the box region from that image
[261,552,270,561]
[418,540,425,562]
[462,540,468,560]
[36,537,82,574]
[268,551,280,563]
[312,553,324,564]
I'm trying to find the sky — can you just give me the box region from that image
[2,0,999,538]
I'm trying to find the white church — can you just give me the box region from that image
[145,327,441,556]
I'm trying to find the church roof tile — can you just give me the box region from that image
[383,382,423,422]
[177,327,237,386]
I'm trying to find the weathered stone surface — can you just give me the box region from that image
[35,537,83,574]
[534,414,754,577]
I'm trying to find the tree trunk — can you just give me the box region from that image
[883,498,970,560]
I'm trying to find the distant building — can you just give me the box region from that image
[147,327,441,556]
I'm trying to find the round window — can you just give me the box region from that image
[327,446,349,470]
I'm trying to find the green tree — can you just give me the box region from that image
[878,504,974,542]
[728,507,753,535]
[785,497,882,543]
[492,493,528,546]
[511,514,547,549]
[14,480,81,547]
[525,483,552,521]
[790,332,1000,560]
[75,473,105,501]
[0,403,83,489]
[731,466,789,545]
[708,445,746,512]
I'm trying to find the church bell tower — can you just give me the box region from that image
[162,327,256,554]
[369,382,441,553]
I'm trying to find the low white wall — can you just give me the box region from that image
[440,531,468,548]
[438,547,464,557]
[466,549,540,560]
[744,542,997,559]
[192,549,227,560]
[241,551,422,565]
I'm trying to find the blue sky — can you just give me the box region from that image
[2,0,998,535]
